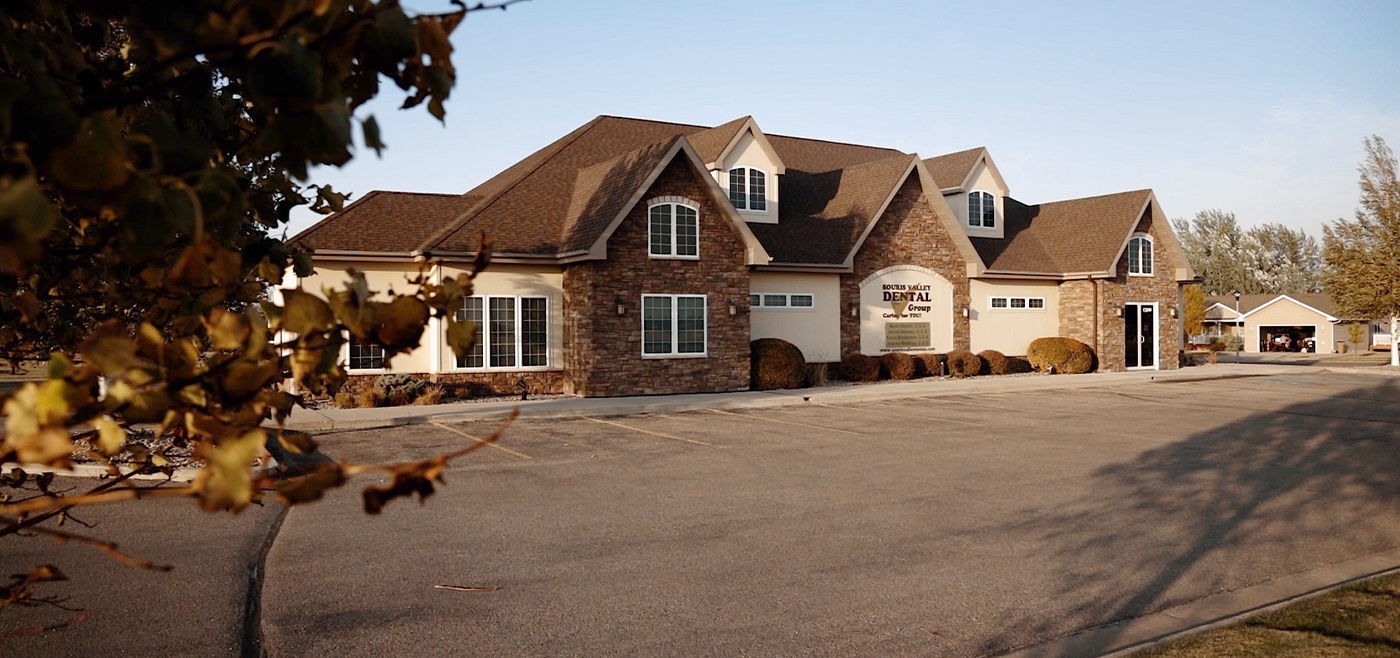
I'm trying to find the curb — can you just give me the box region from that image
[1,461,199,482]
[996,546,1400,658]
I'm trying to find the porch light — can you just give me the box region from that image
[849,302,859,318]
[961,306,970,318]
[728,299,738,316]
[1169,306,1178,319]
[615,296,625,316]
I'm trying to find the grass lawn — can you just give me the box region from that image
[1133,572,1400,657]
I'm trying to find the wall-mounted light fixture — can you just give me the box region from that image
[615,296,625,316]
[1115,307,1124,318]
[849,302,859,318]
[1169,306,1178,319]
[727,299,738,316]
[961,306,970,318]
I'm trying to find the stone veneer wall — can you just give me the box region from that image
[562,156,751,397]
[840,173,971,355]
[1057,208,1183,371]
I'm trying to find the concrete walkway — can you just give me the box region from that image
[285,363,1320,431]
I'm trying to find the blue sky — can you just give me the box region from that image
[288,0,1400,239]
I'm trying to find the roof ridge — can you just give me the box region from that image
[1034,188,1152,207]
[923,146,986,161]
[766,130,907,154]
[416,116,609,253]
[594,115,712,131]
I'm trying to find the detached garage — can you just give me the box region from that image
[1205,293,1369,354]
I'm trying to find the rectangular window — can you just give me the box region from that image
[648,206,671,257]
[642,295,706,356]
[454,295,548,369]
[729,171,746,210]
[454,297,485,368]
[748,170,766,211]
[751,293,816,310]
[348,339,385,370]
[989,296,1046,311]
[674,205,698,257]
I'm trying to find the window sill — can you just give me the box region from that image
[648,254,701,261]
[642,353,708,359]
[449,366,557,373]
[346,368,388,375]
[1128,272,1154,277]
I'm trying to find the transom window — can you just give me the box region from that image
[989,296,1045,310]
[968,191,996,228]
[1128,234,1154,276]
[348,339,385,370]
[642,295,707,356]
[648,202,699,258]
[728,167,767,211]
[750,292,815,309]
[453,295,549,369]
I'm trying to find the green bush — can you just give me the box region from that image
[914,353,945,377]
[945,349,983,378]
[978,350,1009,375]
[373,374,429,404]
[879,352,917,380]
[837,353,881,382]
[1026,337,1096,374]
[750,338,808,390]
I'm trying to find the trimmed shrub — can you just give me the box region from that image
[914,353,945,377]
[978,349,1009,375]
[373,374,428,403]
[1005,355,1034,374]
[1026,337,1096,374]
[751,338,808,390]
[945,349,983,378]
[837,353,881,382]
[879,352,917,380]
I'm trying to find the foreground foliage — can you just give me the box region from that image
[0,0,521,633]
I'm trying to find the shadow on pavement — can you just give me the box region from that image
[982,377,1400,657]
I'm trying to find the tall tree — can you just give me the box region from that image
[1182,283,1206,338]
[0,0,519,623]
[1323,135,1400,367]
[1173,211,1321,295]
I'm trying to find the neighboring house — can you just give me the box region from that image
[1203,293,1373,354]
[290,115,1195,396]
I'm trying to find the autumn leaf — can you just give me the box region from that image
[93,417,127,456]
[282,289,336,334]
[196,430,266,512]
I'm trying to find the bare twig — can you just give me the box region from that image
[16,522,173,572]
[0,614,88,638]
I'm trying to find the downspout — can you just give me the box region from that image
[1092,278,1100,358]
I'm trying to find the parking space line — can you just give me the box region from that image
[431,422,533,460]
[583,417,714,447]
[707,409,866,435]
[915,397,1007,411]
[816,403,982,426]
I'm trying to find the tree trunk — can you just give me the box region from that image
[1392,316,1399,367]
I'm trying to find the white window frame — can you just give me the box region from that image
[1128,233,1154,276]
[988,295,1046,311]
[647,201,700,260]
[751,292,816,311]
[641,294,708,358]
[727,167,768,212]
[451,295,551,371]
[345,337,387,373]
[968,190,996,228]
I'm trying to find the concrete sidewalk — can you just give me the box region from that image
[285,363,1309,431]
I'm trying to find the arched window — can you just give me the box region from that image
[968,191,995,228]
[648,201,699,258]
[728,167,767,211]
[1128,233,1154,275]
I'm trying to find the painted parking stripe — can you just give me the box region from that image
[914,397,1007,411]
[706,408,866,435]
[583,417,714,447]
[816,403,982,426]
[431,422,533,460]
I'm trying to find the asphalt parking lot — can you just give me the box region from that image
[6,371,1400,657]
[248,372,1400,657]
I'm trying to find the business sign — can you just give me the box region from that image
[859,265,953,354]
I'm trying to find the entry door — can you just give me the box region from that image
[1124,303,1157,369]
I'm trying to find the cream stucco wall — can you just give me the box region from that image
[969,279,1060,355]
[298,261,565,374]
[1242,297,1336,353]
[943,161,1006,240]
[750,272,841,362]
[719,131,779,224]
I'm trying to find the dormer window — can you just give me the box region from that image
[968,191,996,228]
[728,167,767,211]
[648,201,699,258]
[1128,233,1154,276]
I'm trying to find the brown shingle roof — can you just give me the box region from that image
[686,116,750,164]
[923,147,984,190]
[289,191,482,253]
[971,190,1152,274]
[749,154,916,264]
